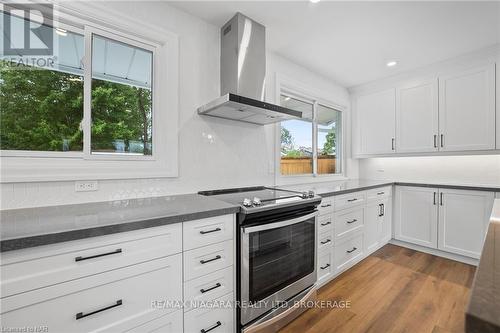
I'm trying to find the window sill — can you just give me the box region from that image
[276,173,348,186]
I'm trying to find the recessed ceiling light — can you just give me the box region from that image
[310,0,321,3]
[284,96,291,101]
[386,61,398,67]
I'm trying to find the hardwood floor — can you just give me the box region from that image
[279,244,476,333]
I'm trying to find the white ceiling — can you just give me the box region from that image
[168,1,500,88]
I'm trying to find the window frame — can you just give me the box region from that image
[0,2,179,182]
[275,76,347,183]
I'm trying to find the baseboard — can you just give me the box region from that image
[389,239,479,266]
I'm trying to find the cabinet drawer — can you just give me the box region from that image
[318,198,334,216]
[317,251,333,281]
[125,310,183,333]
[1,254,182,333]
[335,208,364,239]
[184,240,234,281]
[184,293,234,333]
[335,233,364,272]
[184,266,233,311]
[334,192,366,211]
[183,215,234,251]
[366,186,392,201]
[1,223,182,298]
[318,230,334,253]
[318,215,334,234]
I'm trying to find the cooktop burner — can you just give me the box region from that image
[198,186,319,213]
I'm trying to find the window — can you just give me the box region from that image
[0,14,84,152]
[280,93,342,176]
[1,11,155,158]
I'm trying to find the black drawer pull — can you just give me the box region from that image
[320,239,331,245]
[76,299,122,320]
[347,198,358,202]
[320,221,332,226]
[200,283,222,294]
[346,219,357,224]
[346,247,357,254]
[201,321,222,333]
[200,255,222,264]
[200,228,221,235]
[320,204,331,208]
[377,192,385,195]
[320,264,330,270]
[75,248,122,262]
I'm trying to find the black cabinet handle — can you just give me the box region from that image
[346,219,357,224]
[440,134,444,148]
[440,192,443,206]
[75,248,122,262]
[320,221,332,226]
[201,321,222,333]
[76,300,122,320]
[200,283,221,294]
[320,239,331,245]
[434,134,438,148]
[392,138,395,150]
[433,192,437,205]
[320,264,330,270]
[320,204,332,208]
[347,198,358,202]
[378,204,385,217]
[377,191,385,195]
[200,228,221,235]
[346,247,357,254]
[200,255,222,264]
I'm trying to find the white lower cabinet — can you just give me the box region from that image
[438,189,494,259]
[395,186,495,260]
[1,255,183,333]
[394,186,438,248]
[1,214,236,333]
[317,251,334,283]
[184,293,234,333]
[125,310,183,333]
[316,187,393,287]
[335,233,364,272]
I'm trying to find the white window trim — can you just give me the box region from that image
[274,73,348,185]
[1,1,179,182]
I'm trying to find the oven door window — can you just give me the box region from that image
[248,218,315,303]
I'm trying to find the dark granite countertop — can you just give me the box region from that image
[466,199,500,333]
[278,179,395,197]
[279,180,499,198]
[0,194,239,252]
[1,179,498,253]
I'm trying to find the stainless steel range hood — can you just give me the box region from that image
[197,13,302,125]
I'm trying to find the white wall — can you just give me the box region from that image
[0,1,353,209]
[354,46,500,187]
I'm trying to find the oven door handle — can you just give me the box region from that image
[242,211,318,233]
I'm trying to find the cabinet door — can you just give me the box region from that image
[438,189,494,258]
[354,88,396,155]
[438,64,496,151]
[379,198,392,244]
[394,186,438,248]
[396,79,439,153]
[365,201,382,253]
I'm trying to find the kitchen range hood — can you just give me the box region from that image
[198,13,302,125]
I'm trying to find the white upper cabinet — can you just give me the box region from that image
[438,189,494,259]
[396,79,439,153]
[394,186,438,249]
[354,88,396,155]
[438,64,496,151]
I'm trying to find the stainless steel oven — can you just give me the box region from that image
[240,210,318,327]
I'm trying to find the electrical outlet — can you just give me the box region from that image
[75,181,99,192]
